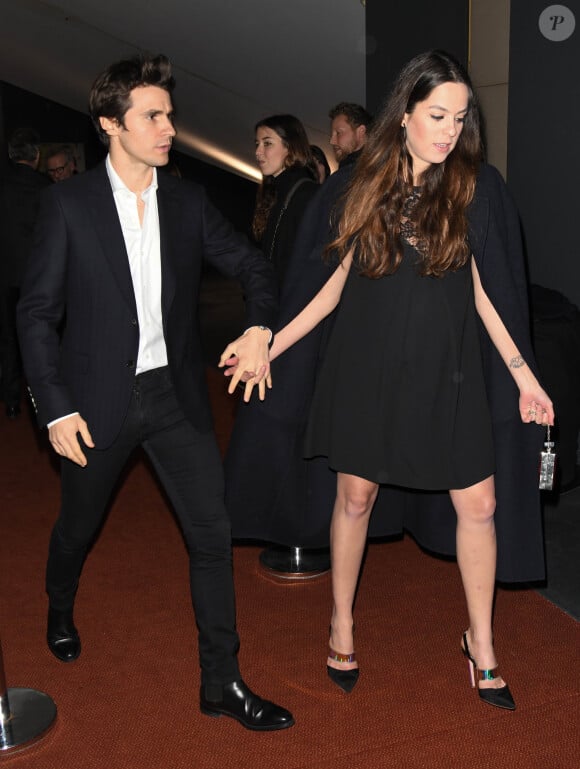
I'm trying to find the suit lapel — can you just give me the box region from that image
[88,164,138,315]
[157,174,180,317]
[86,165,183,320]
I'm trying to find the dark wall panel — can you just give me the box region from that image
[366,1,469,114]
[508,1,580,307]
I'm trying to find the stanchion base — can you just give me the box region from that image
[259,546,331,582]
[0,688,57,755]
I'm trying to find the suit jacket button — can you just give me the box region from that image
[126,360,135,368]
[131,318,138,326]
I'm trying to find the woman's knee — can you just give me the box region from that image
[337,476,378,520]
[458,491,496,525]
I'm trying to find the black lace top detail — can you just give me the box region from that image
[400,187,422,248]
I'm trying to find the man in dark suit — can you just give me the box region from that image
[0,127,50,418]
[17,53,293,732]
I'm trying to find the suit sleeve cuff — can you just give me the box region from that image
[47,412,79,428]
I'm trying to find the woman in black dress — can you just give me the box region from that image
[221,51,554,710]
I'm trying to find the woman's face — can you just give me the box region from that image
[403,81,469,182]
[255,126,289,177]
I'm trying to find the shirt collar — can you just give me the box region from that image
[105,155,158,197]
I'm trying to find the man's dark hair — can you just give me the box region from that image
[8,127,41,163]
[89,53,175,146]
[328,102,373,129]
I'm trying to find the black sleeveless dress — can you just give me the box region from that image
[304,218,495,491]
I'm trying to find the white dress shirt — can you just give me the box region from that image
[106,155,168,375]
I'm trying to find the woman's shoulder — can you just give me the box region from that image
[471,163,517,222]
[473,162,520,219]
[475,162,506,194]
[285,165,317,187]
[283,167,318,206]
[469,162,522,256]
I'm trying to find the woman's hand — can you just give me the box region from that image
[518,382,555,426]
[218,326,272,402]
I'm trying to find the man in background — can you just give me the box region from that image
[328,102,372,166]
[45,144,77,182]
[0,127,50,418]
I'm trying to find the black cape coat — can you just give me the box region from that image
[226,162,546,584]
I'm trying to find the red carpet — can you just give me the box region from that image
[1,369,579,768]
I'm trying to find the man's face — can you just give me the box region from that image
[47,152,75,182]
[329,114,366,162]
[100,85,176,172]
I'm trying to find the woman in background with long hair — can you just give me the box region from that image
[225,115,329,576]
[251,114,317,284]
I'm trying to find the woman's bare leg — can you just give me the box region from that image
[328,472,379,671]
[450,475,505,689]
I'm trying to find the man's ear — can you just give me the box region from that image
[99,116,121,138]
[356,124,367,147]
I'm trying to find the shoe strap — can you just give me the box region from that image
[475,666,500,682]
[328,647,356,664]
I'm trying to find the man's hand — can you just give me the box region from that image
[218,326,272,402]
[48,414,94,467]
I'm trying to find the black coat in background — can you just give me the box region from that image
[258,166,318,286]
[0,161,50,406]
[0,162,50,288]
[225,154,358,546]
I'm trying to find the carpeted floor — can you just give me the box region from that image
[1,365,579,768]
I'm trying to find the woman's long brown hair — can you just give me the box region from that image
[331,50,484,278]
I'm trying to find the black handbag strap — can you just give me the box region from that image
[268,177,315,260]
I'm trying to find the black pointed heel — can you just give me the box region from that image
[327,648,359,693]
[461,631,515,711]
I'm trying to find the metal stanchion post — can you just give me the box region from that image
[259,545,331,581]
[0,637,57,755]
